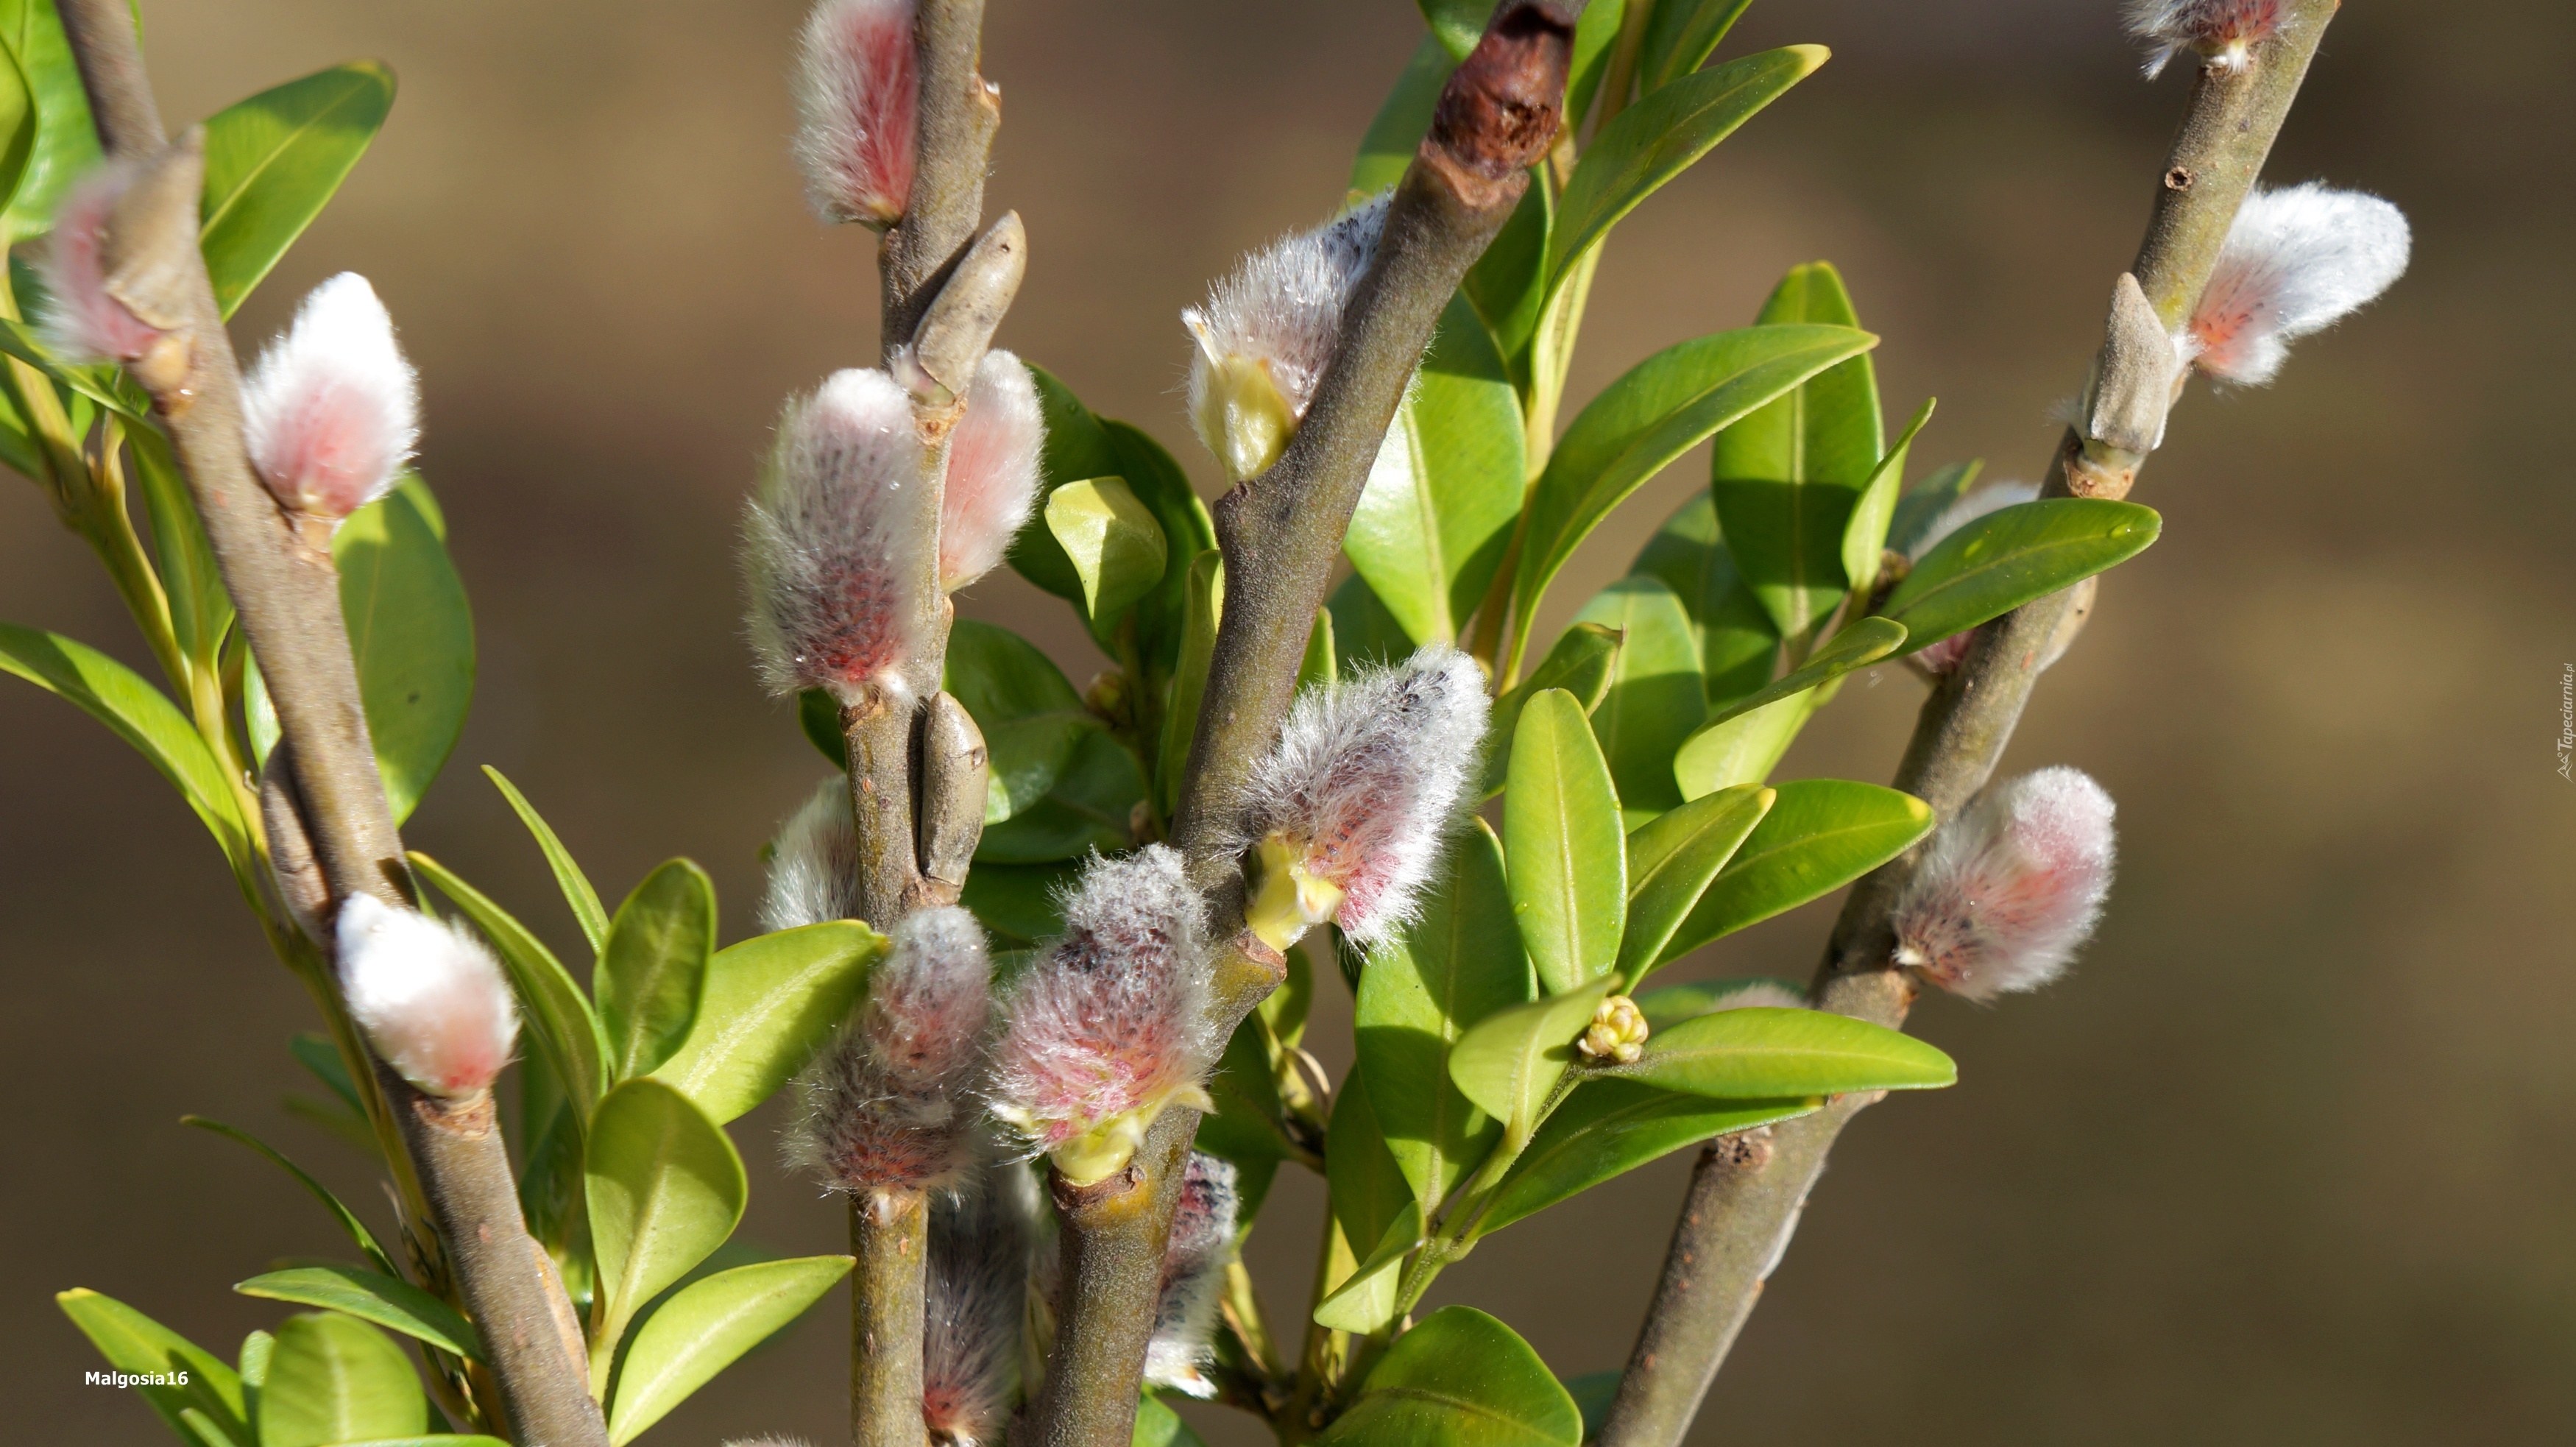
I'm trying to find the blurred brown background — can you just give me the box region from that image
[4,1,2569,1441]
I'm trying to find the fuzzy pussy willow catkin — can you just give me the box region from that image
[1182,191,1390,481]
[785,906,994,1195]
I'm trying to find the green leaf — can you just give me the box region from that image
[1320,1306,1581,1447]
[1326,571,1417,676]
[1355,820,1532,1212]
[1415,0,1486,60]
[1312,1199,1424,1335]
[1841,396,1936,592]
[1619,1006,1956,1098]
[586,1079,749,1377]
[482,765,609,955]
[1565,0,1628,127]
[1462,177,1549,380]
[1694,615,1906,735]
[1630,494,1777,708]
[1512,323,1876,651]
[1323,1069,1413,1288]
[288,1033,365,1116]
[1195,1008,1290,1167]
[127,422,233,678]
[0,0,102,241]
[975,726,1144,863]
[1654,779,1933,968]
[199,60,396,319]
[333,477,473,826]
[1572,576,1704,821]
[1710,262,1884,638]
[1352,33,1455,194]
[0,41,38,235]
[958,861,1075,947]
[1504,691,1626,995]
[1135,1393,1211,1447]
[1045,475,1169,628]
[1632,977,1805,1027]
[946,618,1101,827]
[1481,622,1619,796]
[1884,459,1983,559]
[1299,606,1337,692]
[57,1288,249,1444]
[1478,1082,1814,1234]
[0,314,149,418]
[1102,420,1217,676]
[1563,1371,1621,1445]
[1448,976,1616,1151]
[255,1311,425,1447]
[653,920,883,1126]
[1640,0,1755,91]
[798,686,848,768]
[1345,293,1524,647]
[1665,690,1806,796]
[234,1266,480,1364]
[606,1255,852,1444]
[1616,784,1772,986]
[1547,47,1825,291]
[1010,366,1125,602]
[0,621,246,862]
[1880,498,2161,657]
[1158,550,1222,818]
[597,860,714,1082]
[183,1117,399,1279]
[408,851,609,1117]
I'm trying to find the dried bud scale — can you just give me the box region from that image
[1903,483,2039,679]
[35,163,166,366]
[743,367,927,707]
[759,777,860,933]
[939,350,1044,592]
[1182,191,1390,481]
[1893,767,2118,1002]
[1143,1152,1239,1399]
[239,273,422,522]
[334,894,519,1100]
[1238,644,1490,951]
[923,1169,1036,1446]
[793,0,919,227]
[1577,994,1650,1066]
[2182,183,2411,389]
[988,846,1218,1186]
[785,906,994,1195]
[2123,0,2282,78]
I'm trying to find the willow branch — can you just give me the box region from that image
[1596,10,2339,1446]
[851,1191,933,1447]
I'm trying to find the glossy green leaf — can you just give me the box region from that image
[0,0,102,241]
[958,860,1074,948]
[797,686,848,768]
[1548,47,1825,290]
[976,724,1144,863]
[1324,1069,1413,1286]
[606,1255,852,1444]
[1415,0,1487,60]
[334,477,473,826]
[1513,323,1876,650]
[1482,622,1619,796]
[586,1079,748,1376]
[1572,576,1705,820]
[1563,1371,1620,1445]
[1196,1008,1291,1167]
[482,765,608,955]
[1321,1306,1581,1447]
[1696,615,1906,734]
[597,860,714,1082]
[947,618,1102,827]
[1462,175,1550,378]
[1616,784,1772,986]
[1299,606,1337,691]
[1356,820,1532,1211]
[237,1330,272,1429]
[1630,494,1777,708]
[257,1311,425,1447]
[1327,570,1415,673]
[1504,691,1626,994]
[287,1033,366,1116]
[1135,1393,1211,1447]
[1880,498,2161,657]
[1346,293,1524,646]
[1620,1006,1955,1101]
[653,920,883,1126]
[1011,365,1125,601]
[183,1117,398,1279]
[1105,422,1216,673]
[57,1288,248,1443]
[0,620,245,861]
[199,60,396,318]
[1045,475,1169,627]
[1841,397,1936,592]
[1312,1199,1424,1334]
[1884,459,1983,559]
[234,1266,479,1364]
[1655,779,1933,967]
[1641,0,1755,91]
[1667,690,1807,796]
[125,422,233,675]
[1352,33,1455,193]
[1157,550,1222,818]
[409,851,609,1116]
[1448,976,1616,1150]
[1479,1082,1813,1234]
[1632,976,1805,1028]
[1565,0,1628,126]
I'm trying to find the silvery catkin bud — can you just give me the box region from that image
[922,1167,1036,1447]
[2123,0,2281,78]
[988,846,1217,1186]
[785,906,994,1195]
[1142,1151,1239,1400]
[743,367,927,707]
[760,777,860,933]
[1181,191,1390,481]
[1236,644,1490,951]
[35,162,166,366]
[792,0,918,227]
[239,273,422,523]
[2180,183,2411,389]
[335,894,520,1100]
[1892,767,2117,1002]
[938,350,1044,592]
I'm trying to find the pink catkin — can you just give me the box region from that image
[793,0,918,227]
[239,273,420,520]
[2182,183,2411,388]
[938,350,1044,592]
[35,163,164,365]
[1893,767,2117,1002]
[922,1167,1035,1446]
[334,894,518,1099]
[785,907,993,1195]
[2123,0,2282,77]
[1144,1152,1237,1397]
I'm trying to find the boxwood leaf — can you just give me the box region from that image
[1323,1068,1414,1289]
[1884,459,1983,559]
[409,851,609,1117]
[975,726,1144,863]
[57,1288,247,1443]
[482,765,608,955]
[183,1116,399,1278]
[1135,1392,1210,1447]
[1481,622,1619,798]
[946,619,1100,827]
[1616,784,1772,986]
[1632,977,1805,1028]
[1880,498,2161,656]
[234,1265,480,1363]
[199,60,396,319]
[606,1255,853,1444]
[585,1079,748,1380]
[1571,576,1704,821]
[1044,475,1168,629]
[1320,1306,1581,1447]
[1841,396,1936,592]
[333,477,473,826]
[1311,1199,1424,1335]
[651,920,883,1126]
[1351,34,1454,194]
[1652,779,1933,969]
[1630,494,1777,710]
[0,620,246,863]
[257,1310,425,1447]
[1462,177,1550,380]
[0,0,102,243]
[1616,1006,1955,1097]
[1641,0,1756,91]
[958,860,1075,948]
[1504,690,1626,994]
[1478,1081,1813,1234]
[596,860,714,1082]
[1157,551,1222,818]
[1695,615,1906,734]
[1448,976,1616,1151]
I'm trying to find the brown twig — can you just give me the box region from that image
[851,1191,933,1447]
[1595,9,2340,1446]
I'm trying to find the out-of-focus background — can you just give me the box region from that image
[4,1,2569,1441]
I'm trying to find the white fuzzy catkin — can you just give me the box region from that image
[2123,0,2282,78]
[1237,643,1490,947]
[1143,1152,1238,1398]
[1183,191,1390,480]
[793,0,918,226]
[1713,980,1809,1012]
[335,894,519,1099]
[239,273,422,520]
[1892,767,2117,1002]
[1905,482,2039,677]
[784,906,994,1195]
[923,1167,1035,1446]
[2182,183,2411,387]
[761,777,859,933]
[743,367,927,705]
[940,350,1044,592]
[35,161,164,365]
